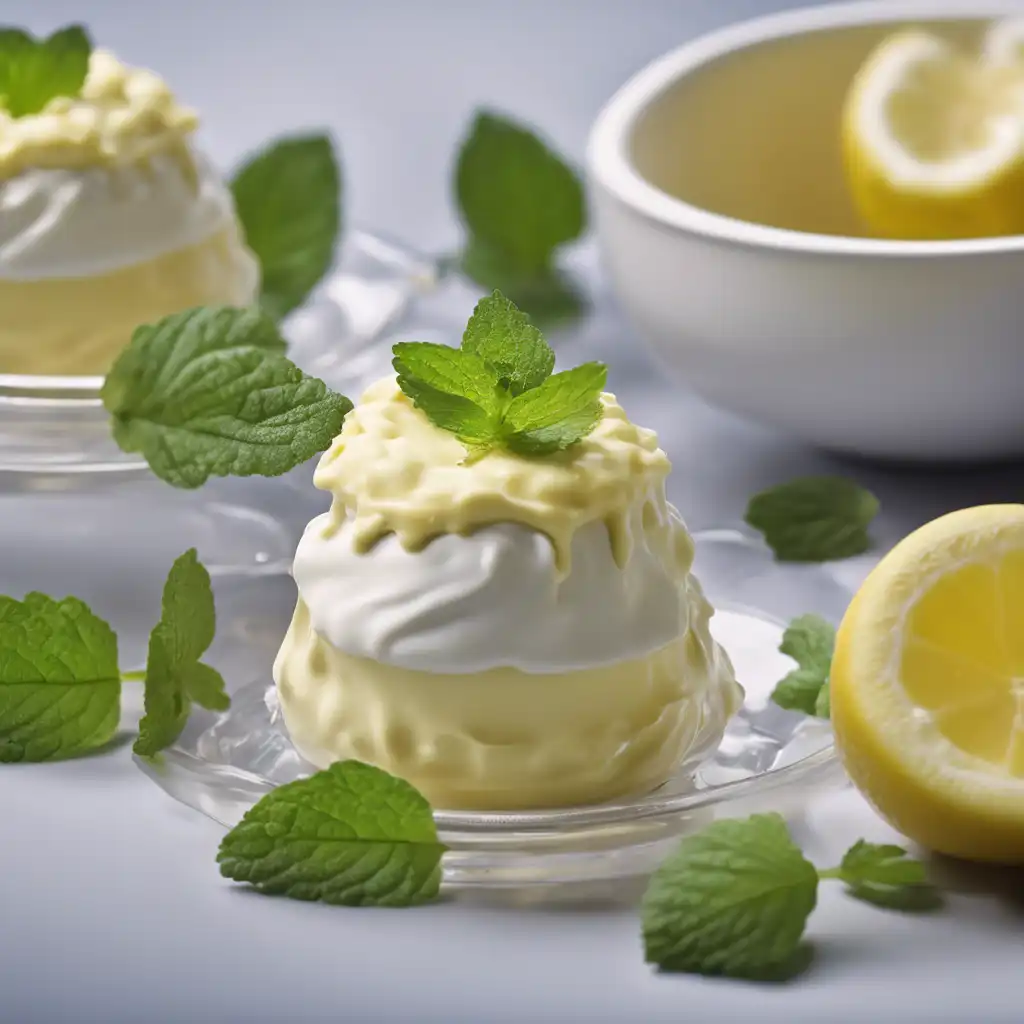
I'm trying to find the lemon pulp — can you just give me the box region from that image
[832,505,1024,863]
[842,27,1024,239]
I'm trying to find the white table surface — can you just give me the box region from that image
[4,2,1024,1022]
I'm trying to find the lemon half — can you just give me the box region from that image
[832,505,1024,863]
[843,28,1024,239]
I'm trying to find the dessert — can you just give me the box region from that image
[274,304,741,811]
[0,43,258,376]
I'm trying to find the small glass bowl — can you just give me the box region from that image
[136,528,852,888]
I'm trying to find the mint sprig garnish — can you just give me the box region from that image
[770,614,835,718]
[0,594,120,762]
[642,814,940,981]
[101,306,352,488]
[454,110,586,324]
[745,476,880,562]
[0,25,91,118]
[134,549,228,758]
[217,761,446,908]
[231,133,342,320]
[394,291,606,457]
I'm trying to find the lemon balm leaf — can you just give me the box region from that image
[772,667,830,717]
[823,841,943,912]
[771,614,835,718]
[814,682,831,718]
[393,292,605,457]
[392,342,501,413]
[102,306,352,489]
[641,814,819,980]
[134,550,228,758]
[502,362,606,456]
[217,761,446,907]
[455,110,585,276]
[745,476,880,562]
[0,594,120,762]
[779,614,835,674]
[460,243,586,330]
[460,290,554,395]
[231,133,341,320]
[0,25,91,118]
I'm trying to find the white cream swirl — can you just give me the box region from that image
[0,150,248,280]
[292,493,690,674]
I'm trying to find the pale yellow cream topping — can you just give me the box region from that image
[275,586,741,810]
[313,376,673,574]
[0,49,198,178]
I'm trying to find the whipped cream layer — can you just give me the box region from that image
[0,151,249,280]
[293,493,689,674]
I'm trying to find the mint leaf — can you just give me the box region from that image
[641,813,818,979]
[502,362,606,456]
[134,550,227,758]
[392,341,501,445]
[826,841,943,912]
[780,614,835,672]
[745,476,879,562]
[231,133,341,320]
[394,291,605,458]
[392,342,500,413]
[0,594,120,762]
[217,760,446,907]
[102,306,352,488]
[845,882,944,912]
[814,681,831,718]
[460,290,554,394]
[772,667,829,717]
[455,110,585,275]
[460,242,585,329]
[0,25,91,118]
[771,614,835,718]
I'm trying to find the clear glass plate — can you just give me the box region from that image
[135,528,852,888]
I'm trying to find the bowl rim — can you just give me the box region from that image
[586,0,1024,258]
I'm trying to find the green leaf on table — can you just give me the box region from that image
[771,614,835,718]
[833,841,943,912]
[0,593,120,762]
[454,110,586,323]
[134,549,228,758]
[460,240,586,329]
[393,291,605,457]
[641,813,819,980]
[745,476,880,562]
[0,25,91,118]
[231,132,342,320]
[217,760,446,907]
[102,305,352,488]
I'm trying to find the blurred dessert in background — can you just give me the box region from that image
[0,45,257,376]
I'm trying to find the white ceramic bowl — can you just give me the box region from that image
[588,0,1024,461]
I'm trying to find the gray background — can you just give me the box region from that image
[3,2,1024,1022]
